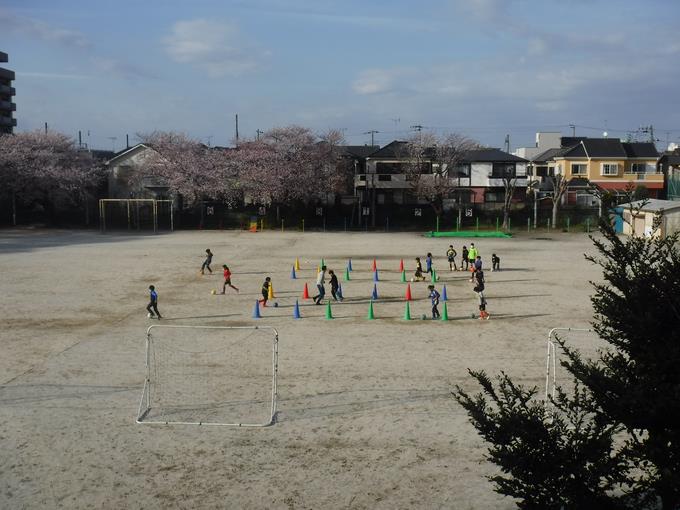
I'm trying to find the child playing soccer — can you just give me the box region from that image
[468,243,478,269]
[473,268,489,320]
[492,253,500,271]
[461,245,469,271]
[200,249,213,275]
[425,252,433,274]
[259,277,271,306]
[220,265,239,294]
[146,285,162,319]
[428,284,441,319]
[414,258,426,282]
[313,266,327,305]
[446,245,458,271]
[329,269,343,301]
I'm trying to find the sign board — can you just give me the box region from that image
[206,206,214,216]
[258,206,266,216]
[362,207,370,216]
[316,207,323,216]
[465,208,473,217]
[414,208,422,217]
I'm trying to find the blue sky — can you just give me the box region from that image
[3,0,680,151]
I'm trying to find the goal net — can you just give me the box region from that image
[544,327,600,402]
[136,325,278,427]
[99,199,174,233]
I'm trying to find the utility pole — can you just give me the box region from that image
[569,124,576,137]
[364,130,379,146]
[256,129,264,140]
[126,134,129,149]
[235,114,239,143]
[44,122,48,133]
[504,134,510,153]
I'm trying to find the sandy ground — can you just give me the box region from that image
[0,228,604,509]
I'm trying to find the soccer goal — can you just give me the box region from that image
[136,325,278,427]
[99,199,174,233]
[544,327,596,402]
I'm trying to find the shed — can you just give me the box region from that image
[618,199,680,238]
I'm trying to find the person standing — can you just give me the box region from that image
[313,265,327,305]
[468,243,478,271]
[461,245,469,271]
[259,277,271,307]
[146,285,162,319]
[492,253,501,271]
[446,245,458,271]
[473,268,489,320]
[471,255,483,282]
[200,249,213,275]
[428,284,441,319]
[220,265,239,294]
[329,269,342,301]
[425,252,433,274]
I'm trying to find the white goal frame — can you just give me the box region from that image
[544,327,594,402]
[136,324,279,427]
[99,198,174,233]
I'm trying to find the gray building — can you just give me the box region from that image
[0,51,16,134]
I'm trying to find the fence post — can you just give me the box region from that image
[281,219,284,232]
[567,217,570,232]
[547,218,551,230]
[586,218,590,233]
[508,217,511,231]
[436,216,439,232]
[386,216,389,232]
[527,217,530,232]
[495,217,499,231]
[302,218,305,233]
[476,217,479,231]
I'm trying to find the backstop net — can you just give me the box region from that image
[137,325,278,427]
[99,199,174,232]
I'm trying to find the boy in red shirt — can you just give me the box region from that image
[220,265,239,294]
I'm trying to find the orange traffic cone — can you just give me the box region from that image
[302,282,310,299]
[399,258,404,272]
[405,283,412,301]
[372,258,377,271]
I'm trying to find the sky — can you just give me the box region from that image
[2,0,680,152]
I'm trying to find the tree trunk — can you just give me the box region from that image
[502,208,510,230]
[552,200,559,228]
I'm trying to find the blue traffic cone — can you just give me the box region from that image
[372,284,378,300]
[291,266,297,279]
[348,258,353,271]
[442,285,448,301]
[373,269,379,282]
[293,299,301,319]
[252,300,262,319]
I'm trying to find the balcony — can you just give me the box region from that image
[0,68,15,80]
[0,100,16,112]
[0,84,15,96]
[0,116,17,127]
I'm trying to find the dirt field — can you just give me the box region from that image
[0,228,604,509]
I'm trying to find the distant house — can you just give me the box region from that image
[353,141,528,213]
[617,199,680,238]
[105,144,170,199]
[658,148,680,201]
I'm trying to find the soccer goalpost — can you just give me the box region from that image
[544,327,595,401]
[99,199,174,233]
[136,325,279,427]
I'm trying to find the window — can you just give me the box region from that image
[601,163,619,176]
[491,162,516,178]
[452,163,471,177]
[377,174,392,181]
[629,163,648,174]
[358,175,366,181]
[484,191,503,202]
[571,163,587,175]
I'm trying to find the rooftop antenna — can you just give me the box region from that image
[363,130,379,146]
[568,124,576,137]
[391,118,400,126]
[504,134,510,153]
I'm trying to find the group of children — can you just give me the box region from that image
[146,245,498,320]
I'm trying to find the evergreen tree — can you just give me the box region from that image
[453,215,680,509]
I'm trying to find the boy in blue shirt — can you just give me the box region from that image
[427,284,441,319]
[146,285,162,319]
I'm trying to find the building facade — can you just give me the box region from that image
[0,51,17,134]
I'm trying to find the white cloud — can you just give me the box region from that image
[351,69,410,95]
[163,19,266,77]
[0,8,91,48]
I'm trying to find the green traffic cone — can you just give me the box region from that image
[441,302,449,321]
[400,270,406,283]
[367,300,375,320]
[344,266,351,281]
[403,301,411,320]
[431,269,437,283]
[325,300,333,319]
[321,258,325,268]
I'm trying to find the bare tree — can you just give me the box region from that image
[546,173,572,228]
[403,132,479,219]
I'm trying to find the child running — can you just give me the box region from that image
[473,268,489,320]
[146,285,162,319]
[446,245,458,271]
[259,277,271,307]
[425,252,433,274]
[492,253,501,271]
[428,284,441,319]
[413,257,426,282]
[313,265,327,305]
[220,265,239,294]
[200,249,213,275]
[329,269,343,301]
[461,245,469,271]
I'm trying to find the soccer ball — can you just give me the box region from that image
[421,314,427,320]
[273,302,279,307]
[211,289,217,295]
[410,278,414,282]
[147,313,152,318]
